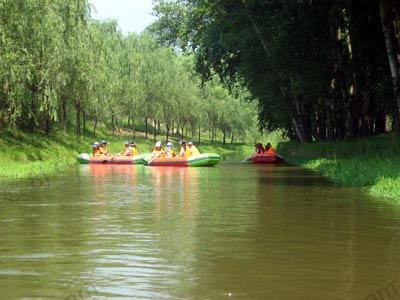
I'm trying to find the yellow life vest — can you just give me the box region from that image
[165,149,176,158]
[189,146,200,156]
[152,149,165,158]
[131,147,138,156]
[180,146,191,158]
[125,146,138,156]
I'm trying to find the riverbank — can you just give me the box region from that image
[277,134,400,200]
[0,130,252,178]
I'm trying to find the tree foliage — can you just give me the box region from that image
[0,0,259,144]
[150,0,400,142]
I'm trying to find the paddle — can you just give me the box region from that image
[146,153,159,165]
[241,155,253,164]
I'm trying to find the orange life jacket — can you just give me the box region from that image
[266,147,276,155]
[93,148,101,156]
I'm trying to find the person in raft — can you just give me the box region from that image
[179,140,191,157]
[152,141,165,158]
[188,141,200,156]
[119,141,137,156]
[165,142,176,158]
[92,142,101,156]
[255,143,265,154]
[99,140,110,156]
[265,143,276,155]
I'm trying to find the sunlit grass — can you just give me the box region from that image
[369,177,400,200]
[278,134,400,201]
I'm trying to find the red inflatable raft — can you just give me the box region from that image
[245,152,284,164]
[251,154,284,164]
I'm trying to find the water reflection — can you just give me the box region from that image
[149,167,200,220]
[1,164,400,299]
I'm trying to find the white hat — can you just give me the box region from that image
[155,141,162,147]
[188,141,193,145]
[166,142,173,147]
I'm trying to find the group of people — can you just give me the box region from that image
[152,140,200,158]
[90,139,200,159]
[91,140,138,157]
[255,142,276,155]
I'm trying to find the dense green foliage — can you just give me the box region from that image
[278,134,400,200]
[0,0,259,144]
[150,0,400,142]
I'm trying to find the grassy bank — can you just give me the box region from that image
[277,134,400,200]
[0,129,252,178]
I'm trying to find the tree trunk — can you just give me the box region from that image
[181,124,185,139]
[75,100,81,137]
[223,130,226,144]
[166,123,170,143]
[130,113,135,133]
[62,98,68,132]
[111,113,115,136]
[83,110,86,138]
[153,119,157,142]
[192,125,196,137]
[44,114,51,136]
[93,116,98,136]
[145,117,148,139]
[292,98,312,142]
[198,126,201,145]
[241,0,269,56]
[231,133,235,144]
[379,0,400,134]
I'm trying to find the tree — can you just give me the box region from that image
[150,0,400,141]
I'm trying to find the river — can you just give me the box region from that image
[0,160,399,299]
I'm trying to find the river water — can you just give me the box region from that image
[0,160,400,299]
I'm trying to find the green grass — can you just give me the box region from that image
[277,134,400,200]
[0,131,93,178]
[0,129,253,178]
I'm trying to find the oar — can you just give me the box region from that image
[146,154,158,165]
[241,155,252,164]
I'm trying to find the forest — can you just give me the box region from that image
[150,0,400,142]
[2,0,400,144]
[0,0,259,144]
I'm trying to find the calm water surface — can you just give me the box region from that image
[1,160,400,299]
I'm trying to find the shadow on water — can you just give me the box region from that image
[222,151,331,187]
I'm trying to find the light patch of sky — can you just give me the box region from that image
[90,0,157,34]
